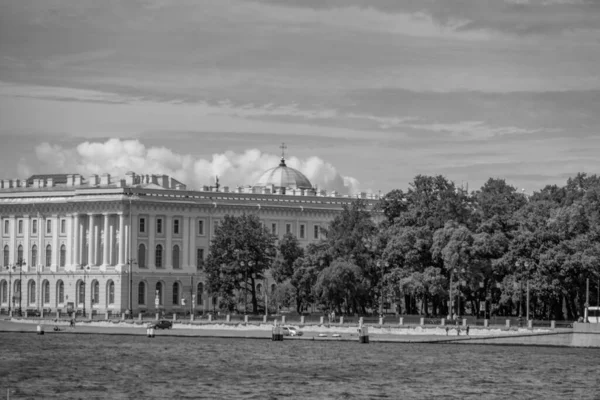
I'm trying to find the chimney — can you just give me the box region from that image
[88,174,99,186]
[125,171,136,186]
[66,174,74,186]
[100,173,110,186]
[46,178,54,187]
[74,174,82,186]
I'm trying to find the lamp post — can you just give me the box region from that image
[81,266,88,317]
[126,258,136,318]
[239,260,254,315]
[376,260,389,318]
[5,265,15,314]
[515,260,530,320]
[14,258,26,316]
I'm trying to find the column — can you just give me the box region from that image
[101,213,110,271]
[182,215,190,269]
[109,222,114,267]
[66,215,73,268]
[117,213,125,268]
[130,214,138,269]
[189,216,196,270]
[52,215,59,272]
[165,216,173,268]
[88,214,96,267]
[23,215,30,273]
[37,215,44,273]
[148,216,155,268]
[78,217,85,267]
[72,214,80,270]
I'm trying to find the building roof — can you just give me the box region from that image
[254,158,313,190]
[26,174,69,185]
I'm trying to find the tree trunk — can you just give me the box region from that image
[250,276,258,314]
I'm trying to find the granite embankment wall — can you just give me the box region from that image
[448,323,600,347]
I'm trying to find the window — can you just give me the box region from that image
[156,282,163,306]
[32,219,37,235]
[139,218,146,233]
[18,220,23,235]
[31,245,37,268]
[155,245,163,268]
[173,219,180,234]
[108,281,114,304]
[196,283,203,305]
[286,223,292,234]
[271,223,277,235]
[313,225,319,240]
[78,281,85,305]
[198,220,205,235]
[46,220,52,234]
[3,220,8,235]
[299,224,306,239]
[92,281,99,304]
[196,248,204,270]
[173,245,180,269]
[29,281,36,304]
[138,244,146,268]
[60,219,66,234]
[212,220,219,235]
[156,218,163,234]
[57,281,64,304]
[138,282,145,305]
[17,244,23,261]
[1,280,7,303]
[60,245,66,267]
[3,245,8,267]
[256,283,262,293]
[43,281,50,304]
[45,245,52,267]
[172,282,179,305]
[271,284,276,294]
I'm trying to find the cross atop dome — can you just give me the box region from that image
[279,142,287,166]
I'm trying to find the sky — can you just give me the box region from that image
[1,0,599,195]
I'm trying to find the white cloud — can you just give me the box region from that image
[30,139,360,194]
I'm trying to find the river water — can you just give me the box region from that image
[1,333,598,399]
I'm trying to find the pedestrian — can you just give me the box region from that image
[445,326,449,336]
[466,325,470,336]
[457,327,461,336]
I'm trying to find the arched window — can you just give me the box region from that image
[271,284,276,294]
[31,245,37,268]
[45,245,52,267]
[17,244,23,261]
[156,282,163,305]
[43,281,50,304]
[138,244,146,268]
[92,281,99,304]
[172,282,179,305]
[3,245,8,267]
[29,280,36,304]
[196,282,204,306]
[107,281,114,304]
[78,281,85,305]
[155,245,163,268]
[60,245,66,267]
[172,245,180,269]
[1,280,7,303]
[57,281,64,304]
[138,282,145,305]
[256,283,263,294]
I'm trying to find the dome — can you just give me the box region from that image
[254,158,312,190]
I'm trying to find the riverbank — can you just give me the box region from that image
[4,318,596,347]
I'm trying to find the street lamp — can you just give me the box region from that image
[376,260,389,318]
[12,258,26,316]
[515,260,530,321]
[4,265,16,314]
[239,260,254,315]
[81,265,90,317]
[126,258,137,318]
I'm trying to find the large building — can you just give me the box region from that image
[0,155,380,316]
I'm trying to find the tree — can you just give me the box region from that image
[205,214,277,314]
[271,233,304,284]
[313,260,367,315]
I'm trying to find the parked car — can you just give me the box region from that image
[282,326,302,337]
[149,320,173,330]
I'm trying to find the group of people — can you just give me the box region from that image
[445,325,470,336]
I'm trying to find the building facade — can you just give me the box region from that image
[0,161,379,316]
